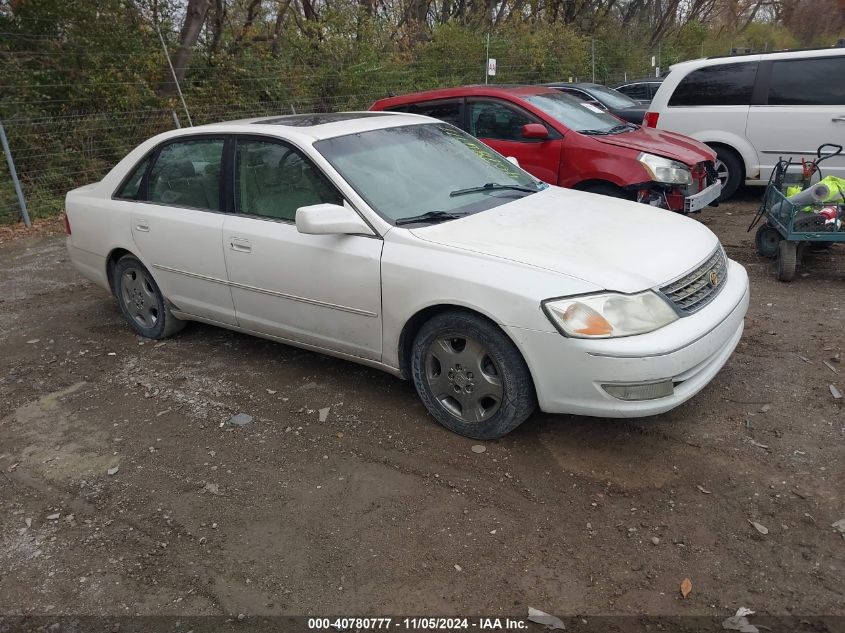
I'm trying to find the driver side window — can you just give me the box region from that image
[468,101,533,141]
[235,139,342,221]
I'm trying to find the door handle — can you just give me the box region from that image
[229,238,252,253]
[832,116,845,123]
[135,219,150,232]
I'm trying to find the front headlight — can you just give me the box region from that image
[637,152,692,185]
[542,291,679,339]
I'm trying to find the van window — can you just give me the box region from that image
[768,57,845,105]
[669,62,758,106]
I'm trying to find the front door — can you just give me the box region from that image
[125,135,237,325]
[222,136,383,360]
[466,99,561,184]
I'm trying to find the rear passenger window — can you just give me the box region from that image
[116,157,150,200]
[235,140,341,222]
[768,57,845,105]
[669,62,758,106]
[147,139,224,211]
[618,84,649,101]
[403,101,462,127]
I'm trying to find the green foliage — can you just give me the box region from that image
[0,0,841,222]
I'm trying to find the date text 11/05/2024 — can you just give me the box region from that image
[307,617,529,630]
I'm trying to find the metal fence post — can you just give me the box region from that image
[0,120,32,228]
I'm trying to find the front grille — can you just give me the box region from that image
[659,247,728,315]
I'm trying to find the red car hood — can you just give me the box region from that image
[595,127,715,166]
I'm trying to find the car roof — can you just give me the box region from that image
[545,82,607,90]
[183,111,430,141]
[669,46,844,72]
[615,78,664,85]
[371,85,560,109]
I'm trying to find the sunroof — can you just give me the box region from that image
[254,113,394,126]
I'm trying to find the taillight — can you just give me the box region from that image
[643,112,659,128]
[63,213,72,235]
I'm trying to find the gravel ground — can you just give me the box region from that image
[0,191,843,625]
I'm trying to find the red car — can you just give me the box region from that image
[370,86,721,213]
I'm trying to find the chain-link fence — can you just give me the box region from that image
[0,35,751,225]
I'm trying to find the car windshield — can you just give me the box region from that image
[585,85,639,108]
[314,123,542,224]
[524,91,624,134]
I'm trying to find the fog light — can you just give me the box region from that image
[602,379,674,401]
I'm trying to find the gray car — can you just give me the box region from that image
[545,82,647,124]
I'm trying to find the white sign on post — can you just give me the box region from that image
[651,55,656,67]
[487,58,497,76]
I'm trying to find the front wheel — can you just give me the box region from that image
[411,311,536,439]
[755,224,781,258]
[114,255,185,339]
[776,240,798,282]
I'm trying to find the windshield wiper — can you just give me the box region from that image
[608,123,637,134]
[449,182,539,197]
[579,129,612,136]
[394,210,467,226]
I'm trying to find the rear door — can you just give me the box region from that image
[746,55,845,181]
[465,98,561,184]
[221,136,383,360]
[124,135,237,325]
[660,61,759,170]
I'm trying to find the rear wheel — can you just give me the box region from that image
[776,240,798,282]
[755,224,781,258]
[711,146,743,201]
[114,255,185,339]
[411,311,536,439]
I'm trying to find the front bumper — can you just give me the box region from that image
[505,259,749,418]
[684,181,721,212]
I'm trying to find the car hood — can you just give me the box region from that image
[593,127,715,165]
[409,187,719,294]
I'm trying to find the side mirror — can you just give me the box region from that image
[521,123,549,140]
[506,156,520,167]
[295,203,375,236]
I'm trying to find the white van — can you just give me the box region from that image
[644,48,845,199]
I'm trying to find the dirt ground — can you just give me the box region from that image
[0,190,843,626]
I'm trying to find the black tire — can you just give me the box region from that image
[755,224,781,258]
[411,311,536,439]
[711,146,743,201]
[580,182,632,200]
[114,255,185,339]
[776,240,797,282]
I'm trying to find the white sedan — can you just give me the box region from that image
[65,112,749,439]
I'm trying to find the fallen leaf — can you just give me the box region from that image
[822,360,839,374]
[527,607,566,630]
[680,577,692,598]
[748,519,769,535]
[830,384,843,400]
[696,485,712,494]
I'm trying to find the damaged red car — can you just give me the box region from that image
[371,86,721,213]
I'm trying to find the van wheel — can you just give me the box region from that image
[114,255,185,339]
[712,146,743,201]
